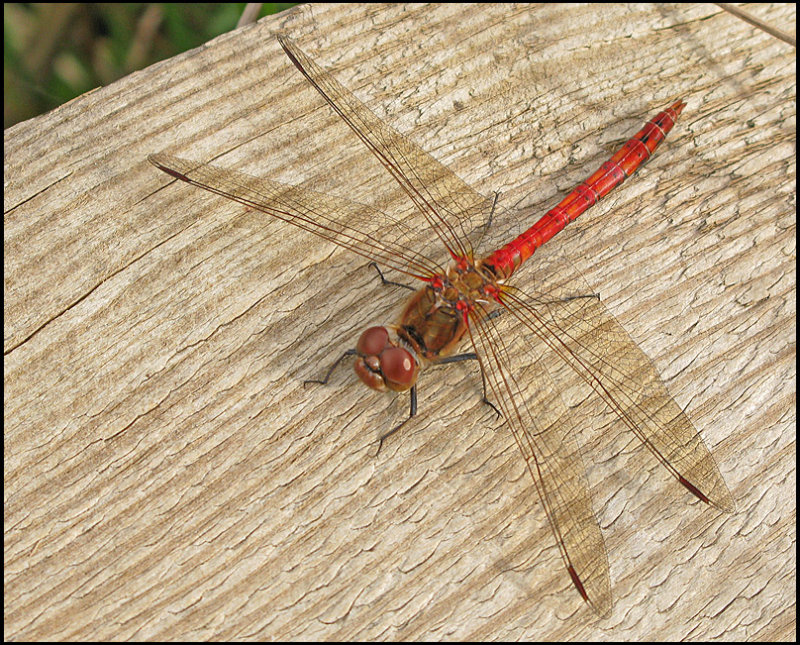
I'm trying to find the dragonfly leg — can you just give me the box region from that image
[469,191,501,251]
[304,348,357,387]
[437,352,501,419]
[487,190,499,230]
[368,262,416,292]
[375,384,417,456]
[559,292,599,304]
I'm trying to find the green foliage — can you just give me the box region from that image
[4,3,296,128]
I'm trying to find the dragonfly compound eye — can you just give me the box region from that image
[356,326,390,356]
[354,326,391,391]
[353,327,418,392]
[379,347,418,392]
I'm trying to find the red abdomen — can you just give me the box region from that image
[483,100,686,280]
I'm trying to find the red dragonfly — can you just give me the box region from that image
[149,35,734,617]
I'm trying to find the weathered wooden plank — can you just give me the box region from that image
[4,3,795,640]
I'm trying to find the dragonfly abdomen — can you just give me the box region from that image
[483,100,686,280]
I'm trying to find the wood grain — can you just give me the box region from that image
[4,3,795,640]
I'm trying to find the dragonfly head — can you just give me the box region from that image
[354,326,418,392]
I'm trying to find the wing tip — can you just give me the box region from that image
[146,153,164,168]
[147,153,190,181]
[679,475,736,513]
[568,565,612,618]
[275,31,302,67]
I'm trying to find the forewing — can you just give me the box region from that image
[149,154,441,280]
[278,35,495,262]
[466,305,612,617]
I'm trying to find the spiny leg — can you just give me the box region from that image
[374,350,503,456]
[487,190,499,230]
[375,385,417,456]
[437,353,501,419]
[303,348,357,387]
[368,262,417,292]
[549,292,600,304]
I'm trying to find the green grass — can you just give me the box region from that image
[4,3,297,128]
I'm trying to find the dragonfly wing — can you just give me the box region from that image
[149,153,442,280]
[466,305,612,617]
[278,35,495,261]
[500,250,735,512]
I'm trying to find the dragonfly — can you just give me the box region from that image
[149,34,734,617]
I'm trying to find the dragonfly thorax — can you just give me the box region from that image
[437,260,501,316]
[390,262,500,366]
